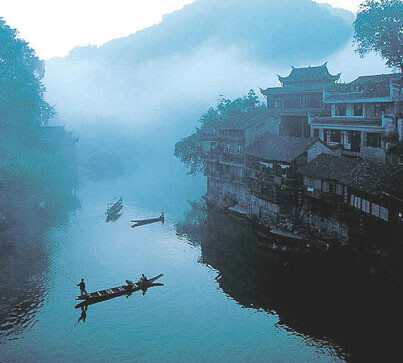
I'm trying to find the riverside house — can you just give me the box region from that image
[260,63,340,137]
[299,153,403,239]
[244,134,336,226]
[200,63,403,238]
[309,73,403,162]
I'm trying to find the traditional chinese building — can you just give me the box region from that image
[309,73,403,162]
[260,63,341,137]
[299,153,403,240]
[199,109,278,209]
[244,134,337,227]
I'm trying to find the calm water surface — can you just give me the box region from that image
[0,167,361,362]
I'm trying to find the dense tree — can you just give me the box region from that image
[354,0,403,72]
[174,90,263,175]
[0,18,76,245]
[0,17,54,139]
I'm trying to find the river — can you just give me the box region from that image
[0,163,402,362]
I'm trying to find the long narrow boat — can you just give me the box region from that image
[75,274,164,302]
[106,197,123,215]
[131,213,164,228]
[74,282,164,309]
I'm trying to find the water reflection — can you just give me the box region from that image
[74,283,164,327]
[0,193,78,343]
[0,245,49,342]
[177,201,403,362]
[105,210,123,222]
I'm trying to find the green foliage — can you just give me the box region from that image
[174,89,263,175]
[354,0,403,72]
[0,18,76,241]
[0,17,55,138]
[174,133,203,175]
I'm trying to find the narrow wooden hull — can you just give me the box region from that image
[74,282,164,309]
[106,198,123,215]
[131,216,164,228]
[75,274,164,301]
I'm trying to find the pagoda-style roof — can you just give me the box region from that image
[278,63,341,87]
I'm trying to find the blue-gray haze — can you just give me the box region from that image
[44,0,387,171]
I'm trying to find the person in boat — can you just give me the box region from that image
[77,278,88,297]
[126,279,134,287]
[138,274,148,283]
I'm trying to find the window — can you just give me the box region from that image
[354,103,363,116]
[284,96,302,108]
[380,207,389,221]
[236,145,242,154]
[226,144,231,152]
[323,181,330,193]
[326,129,341,143]
[336,104,347,116]
[313,129,320,138]
[362,199,370,213]
[366,133,381,148]
[274,98,282,108]
[351,195,362,209]
[374,104,385,117]
[371,203,380,217]
[336,184,343,195]
[313,179,321,189]
[354,196,361,209]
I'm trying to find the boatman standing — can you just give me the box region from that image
[77,278,88,297]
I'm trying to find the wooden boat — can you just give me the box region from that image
[131,213,164,228]
[74,282,164,309]
[106,197,123,215]
[75,273,164,302]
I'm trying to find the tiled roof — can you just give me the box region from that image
[340,160,403,195]
[351,73,401,85]
[311,117,382,127]
[245,134,316,163]
[300,154,403,196]
[216,108,269,131]
[278,63,340,85]
[198,126,216,135]
[299,154,362,181]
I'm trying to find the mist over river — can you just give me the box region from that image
[1,162,402,363]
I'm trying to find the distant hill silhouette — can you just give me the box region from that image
[50,0,352,66]
[43,0,388,168]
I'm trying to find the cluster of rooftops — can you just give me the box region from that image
[199,62,403,207]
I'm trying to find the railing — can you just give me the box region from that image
[220,153,244,165]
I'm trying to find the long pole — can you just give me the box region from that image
[60,271,77,285]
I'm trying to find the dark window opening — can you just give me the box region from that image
[326,129,341,143]
[336,104,347,116]
[366,133,381,148]
[354,104,363,116]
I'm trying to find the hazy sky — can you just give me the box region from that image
[0,0,362,59]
